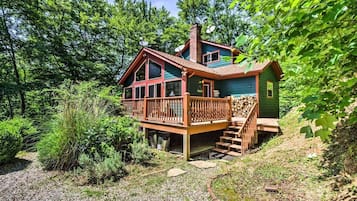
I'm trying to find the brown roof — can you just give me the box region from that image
[119,47,282,84]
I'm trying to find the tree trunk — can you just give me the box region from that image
[1,7,26,115]
[6,95,13,118]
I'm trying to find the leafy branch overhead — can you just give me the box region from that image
[231,0,357,140]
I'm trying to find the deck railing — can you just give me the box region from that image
[238,102,258,154]
[190,96,231,123]
[122,92,232,126]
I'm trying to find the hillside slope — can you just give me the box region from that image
[212,109,335,200]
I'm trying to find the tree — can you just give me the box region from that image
[230,0,357,140]
[177,0,210,24]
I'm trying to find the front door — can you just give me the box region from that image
[202,80,213,97]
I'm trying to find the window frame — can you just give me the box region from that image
[124,87,133,99]
[165,79,182,97]
[135,61,146,82]
[267,80,274,98]
[148,59,162,80]
[135,85,146,99]
[148,83,162,98]
[202,50,220,64]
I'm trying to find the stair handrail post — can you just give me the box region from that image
[183,92,191,127]
[227,96,232,122]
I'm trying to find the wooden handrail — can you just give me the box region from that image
[236,102,258,154]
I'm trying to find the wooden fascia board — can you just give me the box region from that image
[201,40,234,51]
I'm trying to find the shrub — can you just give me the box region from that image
[0,117,37,164]
[37,82,152,182]
[79,144,126,184]
[0,130,22,164]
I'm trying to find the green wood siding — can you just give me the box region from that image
[164,63,181,80]
[259,66,279,118]
[215,77,256,98]
[202,44,231,68]
[181,49,190,60]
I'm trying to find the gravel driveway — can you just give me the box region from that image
[0,152,225,201]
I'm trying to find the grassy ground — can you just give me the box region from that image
[212,109,336,201]
[0,109,341,200]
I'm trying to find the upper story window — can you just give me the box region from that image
[267,81,273,98]
[135,63,146,81]
[149,60,162,79]
[203,51,219,64]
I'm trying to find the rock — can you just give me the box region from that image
[167,168,186,177]
[188,160,217,169]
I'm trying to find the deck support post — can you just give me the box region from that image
[143,96,148,120]
[183,134,190,161]
[143,127,149,139]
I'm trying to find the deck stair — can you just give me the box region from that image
[212,102,258,157]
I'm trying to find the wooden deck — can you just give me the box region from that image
[122,93,280,160]
[232,117,280,133]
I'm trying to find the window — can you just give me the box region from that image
[135,86,145,99]
[124,88,132,99]
[267,81,273,98]
[165,80,181,97]
[202,51,219,64]
[135,63,146,81]
[149,60,162,79]
[149,83,161,98]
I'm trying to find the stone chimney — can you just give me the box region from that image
[189,24,202,63]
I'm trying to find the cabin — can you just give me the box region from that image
[119,24,283,160]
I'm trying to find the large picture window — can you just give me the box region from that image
[135,63,146,81]
[124,88,132,99]
[149,60,162,79]
[165,80,181,97]
[149,83,161,98]
[135,86,145,99]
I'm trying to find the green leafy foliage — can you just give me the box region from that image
[231,0,357,139]
[37,82,151,183]
[0,117,36,164]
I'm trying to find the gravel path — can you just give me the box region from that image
[0,152,225,201]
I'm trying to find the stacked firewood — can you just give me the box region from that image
[232,96,257,118]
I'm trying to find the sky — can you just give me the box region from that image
[107,0,179,17]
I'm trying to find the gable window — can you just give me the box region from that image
[267,81,273,98]
[135,63,146,81]
[149,83,161,98]
[165,80,181,97]
[149,60,162,79]
[135,86,145,99]
[124,88,132,99]
[202,51,219,64]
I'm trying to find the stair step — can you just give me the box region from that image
[228,126,241,130]
[230,144,242,150]
[220,136,232,141]
[227,151,242,157]
[216,142,231,147]
[231,137,242,142]
[223,131,239,136]
[212,148,228,154]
